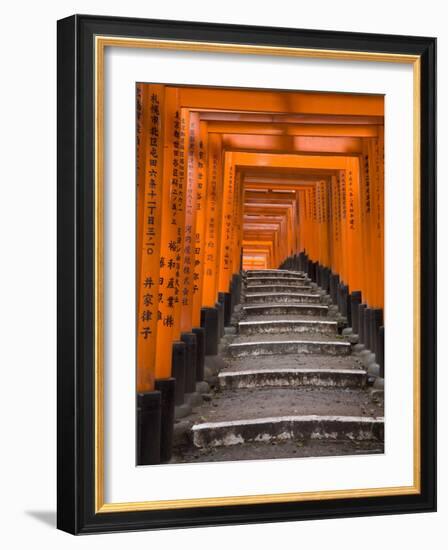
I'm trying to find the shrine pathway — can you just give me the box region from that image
[170,269,384,463]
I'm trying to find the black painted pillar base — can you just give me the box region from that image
[137,391,161,465]
[230,273,242,313]
[322,267,330,293]
[300,252,309,274]
[363,307,372,350]
[223,291,232,326]
[154,378,175,462]
[345,286,352,325]
[171,341,186,406]
[338,283,350,322]
[307,260,312,280]
[200,306,219,355]
[217,294,225,337]
[309,261,317,282]
[358,304,367,345]
[298,252,305,272]
[180,332,197,394]
[350,291,362,334]
[378,326,385,378]
[330,274,340,304]
[370,308,383,355]
[192,326,205,382]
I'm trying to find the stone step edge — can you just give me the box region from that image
[219,367,365,377]
[218,368,366,389]
[245,281,311,286]
[246,270,306,275]
[239,319,336,326]
[244,285,314,296]
[228,339,351,357]
[229,339,350,348]
[245,292,319,298]
[246,277,310,280]
[243,304,328,310]
[192,415,384,447]
[246,276,308,281]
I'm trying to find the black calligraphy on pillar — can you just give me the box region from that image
[136,86,143,184]
[347,170,355,230]
[340,171,347,221]
[364,153,371,214]
[374,139,382,240]
[173,112,186,307]
[181,120,197,306]
[223,165,234,271]
[139,91,161,342]
[334,177,341,242]
[321,181,328,223]
[205,153,218,278]
[193,139,206,293]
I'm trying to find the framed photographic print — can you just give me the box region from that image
[57,14,436,534]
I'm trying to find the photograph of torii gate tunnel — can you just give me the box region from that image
[136,83,384,466]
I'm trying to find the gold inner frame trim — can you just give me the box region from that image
[94,35,421,514]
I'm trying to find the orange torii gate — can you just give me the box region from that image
[240,160,383,310]
[222,134,364,155]
[177,87,384,116]
[207,121,381,137]
[135,82,384,466]
[181,84,384,288]
[231,152,348,274]
[243,206,295,264]
[244,227,283,265]
[136,83,165,394]
[203,108,384,321]
[221,154,382,298]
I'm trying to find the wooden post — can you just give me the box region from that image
[180,111,200,333]
[218,153,236,292]
[136,84,165,393]
[202,134,223,307]
[191,121,209,327]
[155,86,180,380]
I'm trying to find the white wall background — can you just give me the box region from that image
[0,0,444,547]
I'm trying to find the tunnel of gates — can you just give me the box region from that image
[136,83,384,464]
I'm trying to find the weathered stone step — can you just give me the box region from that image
[243,303,329,317]
[190,385,383,420]
[171,438,384,463]
[246,276,309,285]
[238,318,337,335]
[246,269,306,278]
[245,292,322,305]
[192,415,384,448]
[228,338,351,357]
[218,367,367,389]
[244,284,313,293]
[224,353,364,372]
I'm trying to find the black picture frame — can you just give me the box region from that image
[57,14,436,534]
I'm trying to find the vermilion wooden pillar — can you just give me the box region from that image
[136,84,165,393]
[191,121,209,327]
[155,86,180,380]
[202,134,223,308]
[180,111,200,333]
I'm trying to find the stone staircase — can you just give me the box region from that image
[171,269,384,463]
